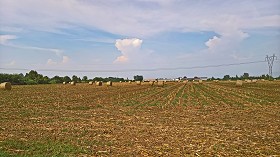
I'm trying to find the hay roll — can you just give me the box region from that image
[71,81,76,85]
[96,81,102,86]
[149,81,155,86]
[157,81,165,87]
[252,79,257,83]
[63,82,67,85]
[183,80,188,84]
[236,80,242,86]
[128,81,132,84]
[199,80,203,84]
[89,81,93,85]
[0,82,12,90]
[136,81,141,85]
[106,81,112,86]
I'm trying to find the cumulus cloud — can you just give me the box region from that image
[62,56,70,64]
[0,35,17,45]
[47,55,70,65]
[205,36,221,49]
[47,59,57,65]
[205,29,249,53]
[114,38,143,63]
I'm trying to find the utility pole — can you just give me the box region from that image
[265,54,277,78]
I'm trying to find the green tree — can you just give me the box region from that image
[63,76,71,83]
[50,76,63,84]
[72,75,79,82]
[82,76,88,82]
[25,70,46,84]
[243,73,249,79]
[134,75,143,81]
[223,75,230,80]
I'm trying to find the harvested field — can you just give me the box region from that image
[0,81,280,156]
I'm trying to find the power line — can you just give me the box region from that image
[0,60,270,73]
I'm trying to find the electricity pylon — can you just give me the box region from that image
[265,54,277,77]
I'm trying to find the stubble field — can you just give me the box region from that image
[0,81,280,156]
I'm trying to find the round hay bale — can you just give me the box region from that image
[157,81,165,87]
[96,81,102,86]
[214,80,219,83]
[63,82,67,85]
[0,82,12,90]
[199,80,203,84]
[149,81,155,86]
[136,81,141,85]
[89,81,93,85]
[128,81,132,84]
[70,81,76,85]
[119,81,122,83]
[106,81,112,86]
[252,79,257,83]
[246,80,252,83]
[236,80,242,86]
[183,80,188,84]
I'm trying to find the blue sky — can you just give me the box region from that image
[0,0,280,79]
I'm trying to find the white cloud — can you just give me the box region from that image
[204,29,249,54]
[0,35,17,45]
[47,59,57,65]
[62,56,70,64]
[115,55,128,63]
[47,55,70,65]
[0,0,279,37]
[0,34,63,56]
[205,36,221,49]
[114,38,143,63]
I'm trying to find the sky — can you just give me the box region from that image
[0,0,280,79]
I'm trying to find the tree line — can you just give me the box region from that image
[0,70,134,85]
[208,72,280,81]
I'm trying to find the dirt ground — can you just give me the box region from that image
[0,81,279,156]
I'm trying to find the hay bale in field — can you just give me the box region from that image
[214,80,219,83]
[96,81,102,86]
[0,82,12,90]
[236,80,242,86]
[119,81,122,83]
[149,81,155,86]
[199,80,203,84]
[70,81,76,85]
[136,81,141,85]
[183,80,188,83]
[63,82,67,85]
[252,79,257,83]
[245,79,252,83]
[106,81,112,86]
[128,81,132,84]
[157,81,165,87]
[89,81,93,85]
